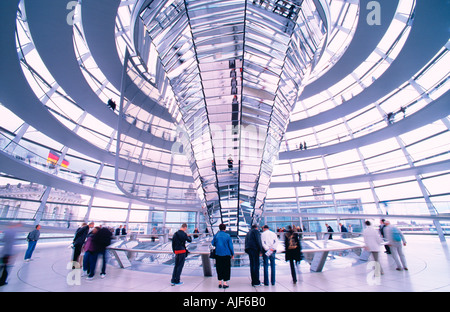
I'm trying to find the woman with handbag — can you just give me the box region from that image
[211,223,234,289]
[284,226,302,284]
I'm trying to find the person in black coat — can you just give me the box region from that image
[72,222,94,267]
[339,222,348,238]
[379,219,391,254]
[325,223,334,240]
[284,226,302,284]
[93,226,112,278]
[245,224,263,286]
[171,223,192,286]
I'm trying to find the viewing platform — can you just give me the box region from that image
[107,232,368,275]
[1,234,449,292]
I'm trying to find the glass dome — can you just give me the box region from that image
[0,0,449,239]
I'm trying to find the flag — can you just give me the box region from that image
[47,150,69,168]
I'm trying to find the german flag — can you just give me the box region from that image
[47,150,69,168]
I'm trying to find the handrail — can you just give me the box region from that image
[106,237,366,255]
[107,243,365,255]
[107,234,367,274]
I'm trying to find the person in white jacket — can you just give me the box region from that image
[261,225,279,286]
[363,220,384,275]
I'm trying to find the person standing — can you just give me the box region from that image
[339,222,348,232]
[325,223,334,239]
[115,225,122,236]
[261,225,278,286]
[339,222,348,238]
[284,226,301,284]
[24,224,41,261]
[211,223,234,288]
[193,227,200,239]
[379,219,391,254]
[151,227,158,242]
[171,223,192,286]
[362,221,384,275]
[385,221,408,271]
[93,226,112,278]
[83,227,99,280]
[72,222,94,268]
[245,224,263,286]
[227,156,233,170]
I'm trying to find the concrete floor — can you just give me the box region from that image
[1,235,449,293]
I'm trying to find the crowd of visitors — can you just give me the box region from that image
[71,222,114,279]
[63,219,406,288]
[196,219,408,288]
[0,218,410,288]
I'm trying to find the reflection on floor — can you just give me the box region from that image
[1,235,449,292]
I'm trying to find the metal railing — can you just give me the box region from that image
[106,231,366,274]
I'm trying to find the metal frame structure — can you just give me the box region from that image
[0,0,448,241]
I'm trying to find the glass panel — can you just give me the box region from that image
[138,0,328,234]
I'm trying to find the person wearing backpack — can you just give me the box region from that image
[284,226,302,284]
[385,220,408,271]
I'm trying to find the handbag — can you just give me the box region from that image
[209,246,216,259]
[287,233,298,249]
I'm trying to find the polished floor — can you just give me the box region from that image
[1,235,449,292]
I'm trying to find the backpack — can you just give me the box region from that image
[391,227,402,242]
[287,233,298,249]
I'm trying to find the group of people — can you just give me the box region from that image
[169,223,303,288]
[71,222,113,280]
[363,219,408,273]
[245,224,302,286]
[114,225,127,236]
[324,222,354,239]
[171,219,410,288]
[1,218,409,288]
[1,221,122,285]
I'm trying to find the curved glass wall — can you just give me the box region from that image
[0,0,448,240]
[1,0,200,234]
[135,0,329,235]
